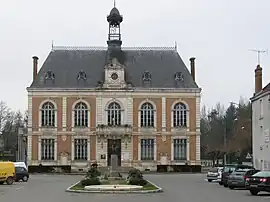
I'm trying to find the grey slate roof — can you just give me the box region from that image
[29,47,198,89]
[262,82,270,93]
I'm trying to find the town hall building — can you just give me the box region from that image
[26,6,202,172]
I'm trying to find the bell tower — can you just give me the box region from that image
[107,5,123,48]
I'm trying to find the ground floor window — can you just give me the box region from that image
[74,139,88,160]
[141,139,154,160]
[41,139,55,160]
[173,139,187,160]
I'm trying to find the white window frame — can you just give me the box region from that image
[138,100,157,131]
[71,100,90,131]
[105,101,124,126]
[171,100,189,131]
[139,102,155,128]
[171,137,190,161]
[39,100,57,131]
[172,138,188,161]
[38,136,57,161]
[138,136,157,161]
[71,136,90,161]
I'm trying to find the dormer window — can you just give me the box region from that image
[142,71,152,81]
[77,70,87,81]
[175,72,184,81]
[44,70,55,80]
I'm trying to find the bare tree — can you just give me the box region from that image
[0,101,13,133]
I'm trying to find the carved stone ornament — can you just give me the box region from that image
[162,135,166,142]
[61,135,67,142]
[60,152,68,157]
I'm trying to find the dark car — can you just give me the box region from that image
[227,168,260,189]
[246,170,270,195]
[221,164,254,187]
[15,167,29,182]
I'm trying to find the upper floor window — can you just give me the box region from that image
[142,71,152,81]
[173,103,187,127]
[41,102,56,127]
[260,99,263,118]
[140,102,154,127]
[174,72,184,81]
[44,70,55,80]
[77,70,87,81]
[74,102,88,127]
[107,102,121,126]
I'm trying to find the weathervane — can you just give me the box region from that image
[249,49,268,65]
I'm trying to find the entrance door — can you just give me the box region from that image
[107,139,121,166]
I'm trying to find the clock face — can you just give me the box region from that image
[111,73,118,80]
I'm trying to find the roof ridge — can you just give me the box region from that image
[52,46,177,51]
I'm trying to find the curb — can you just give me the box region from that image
[65,180,163,194]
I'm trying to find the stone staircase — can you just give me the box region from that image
[98,166,134,174]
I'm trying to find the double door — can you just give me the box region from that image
[107,139,121,166]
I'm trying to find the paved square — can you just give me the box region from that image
[0,174,269,202]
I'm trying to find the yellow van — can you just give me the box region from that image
[0,162,15,185]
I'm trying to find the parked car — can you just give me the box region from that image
[0,162,15,185]
[13,162,27,170]
[207,167,223,182]
[221,164,254,187]
[227,168,260,189]
[245,170,270,195]
[15,166,29,182]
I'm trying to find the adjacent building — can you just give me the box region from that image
[27,6,202,172]
[250,64,270,170]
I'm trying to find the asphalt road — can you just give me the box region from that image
[0,174,269,202]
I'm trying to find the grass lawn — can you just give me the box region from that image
[69,179,158,191]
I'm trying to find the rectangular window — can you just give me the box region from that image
[41,139,55,160]
[141,139,154,160]
[260,99,263,118]
[173,139,187,160]
[74,139,88,160]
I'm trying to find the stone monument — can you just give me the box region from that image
[109,154,120,178]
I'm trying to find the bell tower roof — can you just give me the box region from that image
[107,7,123,24]
[107,4,123,49]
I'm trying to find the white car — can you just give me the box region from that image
[13,162,27,170]
[207,167,223,182]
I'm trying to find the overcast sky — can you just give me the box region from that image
[0,0,269,112]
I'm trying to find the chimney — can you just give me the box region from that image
[190,57,196,81]
[255,64,262,94]
[32,56,38,81]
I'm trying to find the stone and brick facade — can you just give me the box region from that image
[27,6,202,172]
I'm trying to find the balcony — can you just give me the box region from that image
[96,124,132,137]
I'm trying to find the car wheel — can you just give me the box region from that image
[219,182,223,185]
[208,179,212,182]
[6,177,14,185]
[223,183,228,187]
[22,176,28,182]
[229,186,234,190]
[250,189,259,195]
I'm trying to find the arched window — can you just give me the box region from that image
[107,102,121,126]
[140,102,154,127]
[41,102,55,127]
[74,102,88,127]
[173,103,187,127]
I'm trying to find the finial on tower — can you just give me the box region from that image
[114,0,116,7]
